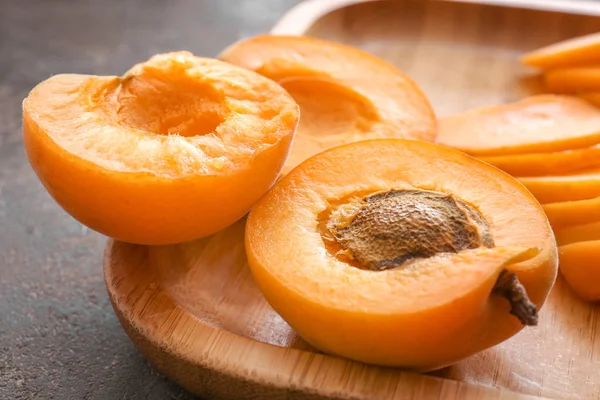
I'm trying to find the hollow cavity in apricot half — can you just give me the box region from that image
[245,139,558,371]
[219,35,437,174]
[23,51,299,245]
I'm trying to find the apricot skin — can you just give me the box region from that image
[245,139,557,371]
[559,241,600,302]
[23,53,299,245]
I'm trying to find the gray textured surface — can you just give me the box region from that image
[0,1,300,398]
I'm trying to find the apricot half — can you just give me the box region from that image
[219,35,436,174]
[437,95,600,156]
[245,139,557,371]
[23,52,299,245]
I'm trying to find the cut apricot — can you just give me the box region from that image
[558,241,600,302]
[579,92,600,107]
[478,146,600,177]
[437,95,600,156]
[480,145,600,177]
[545,67,600,93]
[519,170,600,203]
[219,35,437,174]
[554,222,600,246]
[23,52,299,245]
[521,32,600,69]
[543,197,600,229]
[245,139,557,371]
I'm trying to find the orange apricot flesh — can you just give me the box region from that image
[545,67,600,93]
[245,139,557,371]
[219,35,437,174]
[558,241,600,302]
[579,92,600,107]
[519,170,600,204]
[480,145,600,177]
[436,95,600,156]
[23,52,299,245]
[543,197,600,229]
[521,32,600,69]
[554,222,600,246]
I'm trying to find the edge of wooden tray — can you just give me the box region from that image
[270,0,600,35]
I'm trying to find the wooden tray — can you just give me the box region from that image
[104,1,600,399]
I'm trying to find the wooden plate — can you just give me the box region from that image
[104,1,600,399]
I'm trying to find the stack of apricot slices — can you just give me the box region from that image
[24,35,559,371]
[437,32,600,302]
[521,32,600,106]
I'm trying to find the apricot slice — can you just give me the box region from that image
[23,52,299,245]
[436,95,600,156]
[545,67,600,93]
[480,145,600,177]
[579,92,600,107]
[521,32,600,69]
[519,170,600,203]
[245,139,557,371]
[558,241,600,302]
[554,222,600,246]
[219,35,437,174]
[543,196,600,229]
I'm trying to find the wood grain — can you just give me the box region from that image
[105,1,600,399]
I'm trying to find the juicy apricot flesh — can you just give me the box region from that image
[245,139,557,371]
[23,52,299,245]
[219,35,437,174]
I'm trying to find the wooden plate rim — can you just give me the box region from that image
[270,0,600,36]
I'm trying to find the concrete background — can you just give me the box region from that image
[0,1,299,398]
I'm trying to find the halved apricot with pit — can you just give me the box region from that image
[559,241,600,302]
[219,35,436,174]
[23,52,299,245]
[437,95,600,156]
[245,139,557,371]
